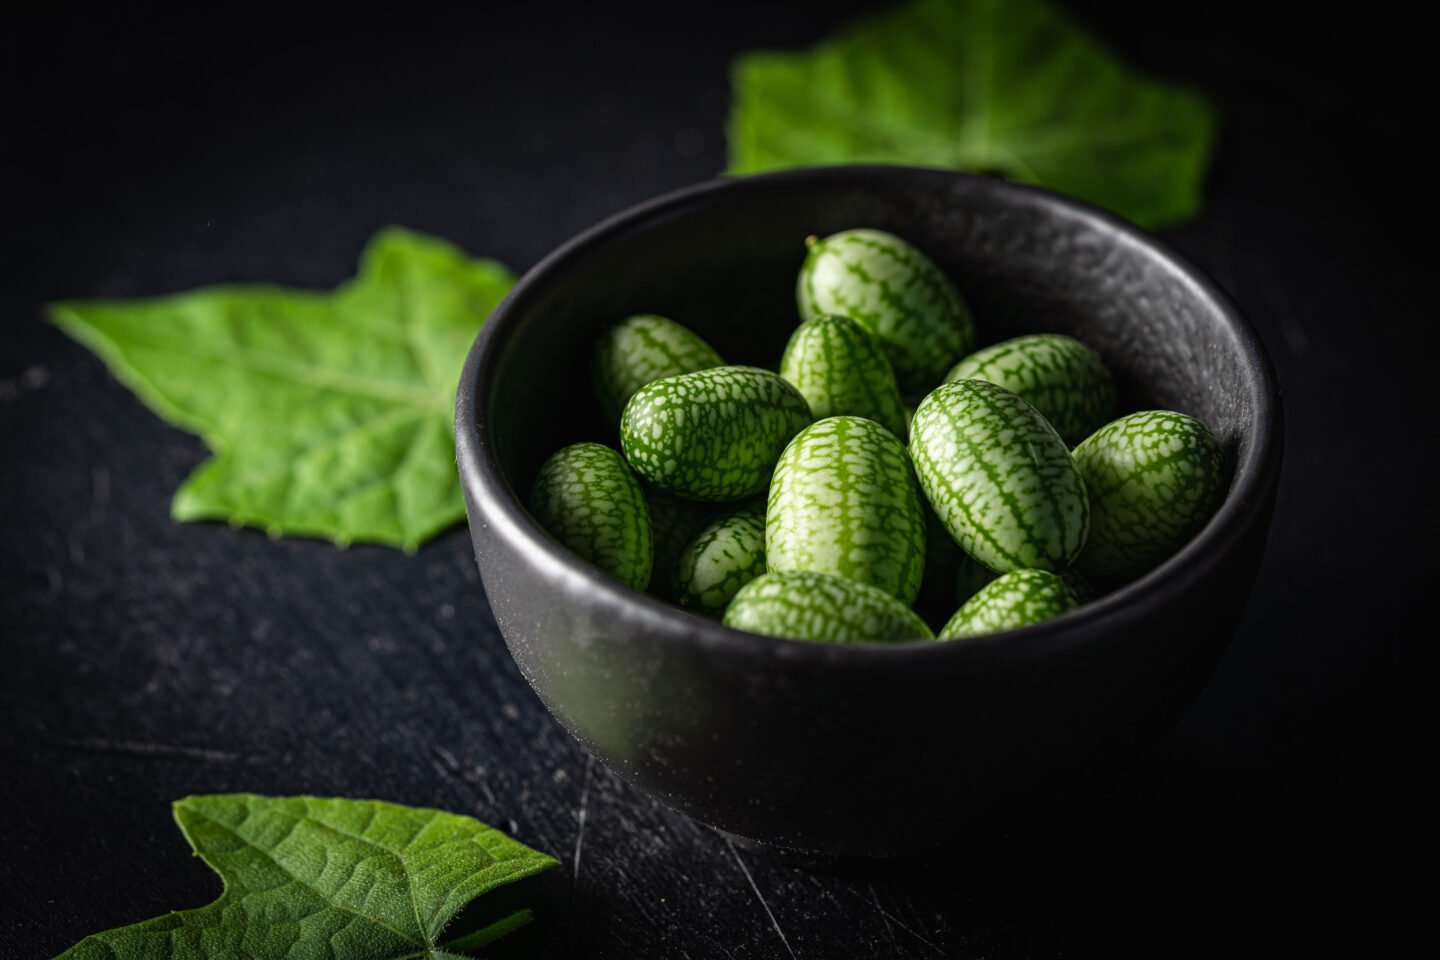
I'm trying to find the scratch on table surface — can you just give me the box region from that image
[429,745,497,809]
[867,883,947,957]
[723,834,796,959]
[869,882,901,955]
[572,753,594,888]
[51,737,243,764]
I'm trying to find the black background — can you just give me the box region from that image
[3,3,1430,957]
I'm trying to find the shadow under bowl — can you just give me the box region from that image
[455,166,1282,857]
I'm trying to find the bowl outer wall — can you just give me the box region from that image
[455,166,1283,856]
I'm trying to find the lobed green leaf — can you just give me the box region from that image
[49,228,514,551]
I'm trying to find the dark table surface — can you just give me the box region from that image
[3,4,1428,957]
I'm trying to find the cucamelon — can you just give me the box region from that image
[530,442,652,590]
[945,334,1115,445]
[672,504,768,618]
[644,488,716,600]
[910,379,1089,573]
[797,229,976,394]
[1071,410,1223,586]
[594,314,723,421]
[779,314,907,438]
[939,569,1077,639]
[767,416,926,603]
[620,365,811,501]
[724,571,934,644]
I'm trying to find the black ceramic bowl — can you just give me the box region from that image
[455,166,1282,857]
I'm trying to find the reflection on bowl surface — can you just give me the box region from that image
[455,166,1282,857]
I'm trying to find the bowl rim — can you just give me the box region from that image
[454,164,1283,666]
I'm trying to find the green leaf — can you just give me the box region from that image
[56,794,559,960]
[49,228,514,550]
[728,0,1218,227]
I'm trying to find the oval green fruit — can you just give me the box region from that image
[594,314,723,421]
[939,569,1077,639]
[910,379,1089,573]
[1071,410,1224,586]
[621,365,812,501]
[672,504,767,618]
[945,334,1116,446]
[529,442,652,590]
[767,416,926,603]
[779,314,907,437]
[643,488,716,601]
[724,571,934,644]
[797,229,976,394]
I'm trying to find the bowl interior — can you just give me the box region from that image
[481,168,1259,556]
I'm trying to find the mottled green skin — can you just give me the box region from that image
[621,366,811,502]
[954,552,998,606]
[673,504,768,618]
[939,569,1077,639]
[724,571,934,644]
[779,314,907,438]
[910,379,1089,573]
[643,488,716,601]
[1072,410,1223,586]
[530,443,652,590]
[767,416,926,603]
[945,334,1116,446]
[798,229,976,394]
[594,315,723,421]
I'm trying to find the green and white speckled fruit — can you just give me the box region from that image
[594,314,723,421]
[798,229,976,394]
[1072,410,1223,586]
[910,379,1089,573]
[672,504,768,618]
[767,416,926,603]
[724,571,934,644]
[530,442,652,590]
[939,569,1077,639]
[945,334,1116,446]
[779,315,907,437]
[621,365,811,502]
[954,552,998,606]
[643,488,716,600]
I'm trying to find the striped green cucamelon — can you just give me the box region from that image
[939,569,1077,639]
[910,379,1090,573]
[797,229,976,394]
[779,314,907,437]
[644,488,716,600]
[529,442,652,590]
[621,365,811,501]
[594,314,723,421]
[724,571,934,644]
[767,416,926,603]
[1071,410,1224,586]
[945,334,1116,446]
[672,504,767,618]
